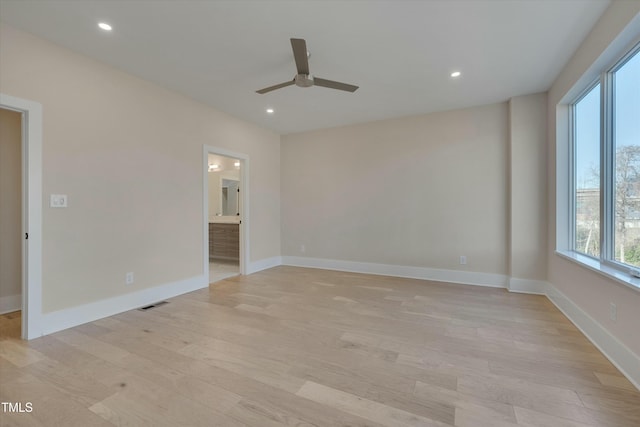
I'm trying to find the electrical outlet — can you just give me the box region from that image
[610,302,617,322]
[459,255,467,265]
[300,244,306,253]
[126,272,134,285]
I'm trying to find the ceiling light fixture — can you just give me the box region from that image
[234,161,240,167]
[208,164,220,171]
[450,71,461,78]
[98,22,112,31]
[266,108,274,114]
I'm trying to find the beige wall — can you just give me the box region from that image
[0,24,281,313]
[547,1,640,356]
[509,93,547,280]
[0,108,22,306]
[282,103,509,275]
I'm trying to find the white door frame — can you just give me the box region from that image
[203,145,249,278]
[0,94,43,340]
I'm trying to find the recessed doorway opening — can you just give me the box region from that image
[0,108,23,339]
[0,93,43,340]
[203,146,249,284]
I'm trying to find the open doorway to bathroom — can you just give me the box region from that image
[207,153,242,283]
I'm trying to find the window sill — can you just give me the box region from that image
[555,250,640,293]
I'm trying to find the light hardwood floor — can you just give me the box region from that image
[1,266,638,426]
[210,260,240,283]
[0,310,21,341]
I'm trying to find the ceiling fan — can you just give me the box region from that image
[256,38,359,94]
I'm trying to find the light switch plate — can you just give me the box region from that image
[50,194,68,208]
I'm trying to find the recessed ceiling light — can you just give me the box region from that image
[208,164,220,171]
[266,108,274,114]
[234,161,240,167]
[98,22,112,31]
[450,71,461,78]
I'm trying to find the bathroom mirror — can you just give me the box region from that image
[221,178,239,216]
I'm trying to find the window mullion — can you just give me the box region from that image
[601,71,615,264]
[569,105,576,251]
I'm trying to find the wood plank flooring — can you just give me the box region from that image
[1,266,638,426]
[0,310,21,340]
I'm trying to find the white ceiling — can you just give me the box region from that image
[1,0,610,134]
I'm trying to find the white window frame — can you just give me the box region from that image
[566,42,640,289]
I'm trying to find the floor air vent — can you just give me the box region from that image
[138,301,169,311]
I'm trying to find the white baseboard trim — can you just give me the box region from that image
[40,274,208,336]
[282,256,508,289]
[545,282,640,391]
[508,278,548,295]
[0,294,21,315]
[247,256,282,274]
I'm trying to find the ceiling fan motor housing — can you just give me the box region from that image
[295,74,314,88]
[256,38,357,94]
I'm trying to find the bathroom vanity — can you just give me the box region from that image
[209,217,240,261]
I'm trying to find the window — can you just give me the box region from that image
[613,49,640,267]
[574,83,600,258]
[571,44,640,273]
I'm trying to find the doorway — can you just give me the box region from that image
[0,93,43,340]
[203,146,249,284]
[0,108,22,339]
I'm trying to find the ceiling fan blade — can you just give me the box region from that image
[256,80,295,94]
[314,77,359,92]
[290,38,309,75]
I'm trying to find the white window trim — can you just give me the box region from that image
[562,41,640,293]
